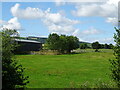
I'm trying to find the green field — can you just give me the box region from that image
[16,49,115,88]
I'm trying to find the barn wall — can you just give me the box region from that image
[15,41,42,54]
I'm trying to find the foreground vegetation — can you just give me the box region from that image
[16,49,117,88]
[1,29,29,89]
[110,27,120,87]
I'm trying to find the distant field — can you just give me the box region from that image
[16,49,115,88]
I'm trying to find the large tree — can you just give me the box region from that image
[46,33,79,53]
[109,27,120,88]
[59,35,68,53]
[46,33,60,50]
[104,43,109,49]
[65,36,79,53]
[92,41,101,52]
[109,44,114,49]
[1,29,29,89]
[80,43,88,49]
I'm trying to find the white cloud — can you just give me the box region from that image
[82,27,100,35]
[99,37,114,44]
[72,3,117,17]
[11,3,80,35]
[58,10,66,16]
[80,37,114,44]
[1,17,21,30]
[73,28,114,44]
[107,0,119,6]
[72,27,100,36]
[72,27,101,42]
[11,3,44,19]
[72,0,118,25]
[106,17,118,26]
[44,19,78,34]
[54,0,66,6]
[43,11,80,34]
[0,20,7,25]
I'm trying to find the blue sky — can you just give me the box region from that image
[0,0,119,44]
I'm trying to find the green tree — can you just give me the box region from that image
[80,43,88,49]
[92,41,101,52]
[109,27,120,88]
[109,44,114,49]
[104,43,109,49]
[46,33,60,50]
[100,44,105,49]
[46,33,79,54]
[59,35,67,53]
[65,36,79,53]
[1,29,29,89]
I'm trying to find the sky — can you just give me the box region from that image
[0,0,119,44]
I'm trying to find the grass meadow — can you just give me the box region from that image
[16,49,116,88]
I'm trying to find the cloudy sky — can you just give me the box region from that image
[0,0,119,44]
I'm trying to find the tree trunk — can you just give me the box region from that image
[67,49,71,54]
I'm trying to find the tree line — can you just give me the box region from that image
[46,33,114,53]
[80,41,114,50]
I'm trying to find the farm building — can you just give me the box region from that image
[14,39,42,53]
[26,36,47,44]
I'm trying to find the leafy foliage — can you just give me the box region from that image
[109,27,120,88]
[65,36,79,53]
[1,29,29,89]
[46,33,79,53]
[92,41,101,52]
[46,33,60,50]
[109,44,114,49]
[80,43,88,49]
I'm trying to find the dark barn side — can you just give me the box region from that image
[14,39,42,54]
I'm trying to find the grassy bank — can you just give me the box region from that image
[16,49,115,88]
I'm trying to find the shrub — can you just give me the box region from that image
[109,27,120,88]
[1,29,29,89]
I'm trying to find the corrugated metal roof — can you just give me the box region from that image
[15,39,41,43]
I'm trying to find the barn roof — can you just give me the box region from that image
[15,39,41,43]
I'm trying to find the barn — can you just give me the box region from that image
[14,39,42,54]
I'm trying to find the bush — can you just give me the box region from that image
[1,29,29,89]
[92,41,101,52]
[109,27,120,88]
